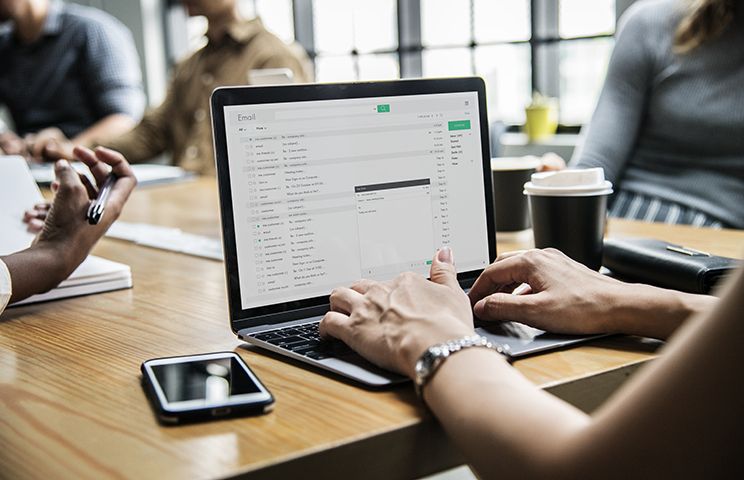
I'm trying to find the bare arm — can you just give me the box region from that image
[429,265,744,478]
[71,114,136,149]
[1,147,136,303]
[320,248,741,478]
[33,114,137,161]
[468,249,717,340]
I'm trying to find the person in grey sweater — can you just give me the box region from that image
[574,0,744,228]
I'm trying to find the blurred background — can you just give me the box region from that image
[56,0,636,158]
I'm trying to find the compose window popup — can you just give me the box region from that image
[355,179,435,277]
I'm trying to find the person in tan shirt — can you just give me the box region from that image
[103,0,312,175]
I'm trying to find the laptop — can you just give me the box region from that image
[210,78,602,387]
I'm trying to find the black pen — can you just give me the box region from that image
[86,173,117,225]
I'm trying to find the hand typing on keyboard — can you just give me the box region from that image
[319,247,475,378]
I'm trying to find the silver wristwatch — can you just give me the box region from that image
[414,335,509,397]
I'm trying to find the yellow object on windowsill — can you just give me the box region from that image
[524,92,558,142]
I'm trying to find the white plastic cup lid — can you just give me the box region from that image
[523,168,613,197]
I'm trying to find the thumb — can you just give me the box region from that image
[429,247,460,291]
[53,159,82,196]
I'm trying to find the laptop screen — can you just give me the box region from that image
[213,80,495,321]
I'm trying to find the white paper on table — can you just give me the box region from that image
[0,156,44,254]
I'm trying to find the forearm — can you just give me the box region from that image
[607,283,717,340]
[423,349,590,479]
[101,114,168,164]
[72,114,136,148]
[1,245,75,303]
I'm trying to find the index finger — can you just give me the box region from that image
[319,311,352,342]
[93,146,136,180]
[79,146,137,209]
[468,254,536,305]
[74,145,111,185]
[329,286,363,315]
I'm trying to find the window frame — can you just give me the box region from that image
[292,0,614,127]
[166,0,617,127]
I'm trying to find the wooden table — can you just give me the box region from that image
[1,178,741,479]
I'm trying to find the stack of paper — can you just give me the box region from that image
[0,156,132,306]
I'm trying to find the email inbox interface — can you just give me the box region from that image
[224,92,489,310]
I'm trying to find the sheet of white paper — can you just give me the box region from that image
[0,156,44,254]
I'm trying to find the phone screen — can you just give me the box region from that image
[150,356,261,404]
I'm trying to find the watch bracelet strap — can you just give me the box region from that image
[414,334,510,398]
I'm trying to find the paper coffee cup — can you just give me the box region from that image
[524,168,613,270]
[491,157,541,235]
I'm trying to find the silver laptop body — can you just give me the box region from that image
[211,78,601,387]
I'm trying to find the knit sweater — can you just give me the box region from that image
[575,0,744,228]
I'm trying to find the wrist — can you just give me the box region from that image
[422,346,510,407]
[606,282,710,339]
[35,236,88,279]
[413,334,508,398]
[4,243,74,302]
[401,321,475,378]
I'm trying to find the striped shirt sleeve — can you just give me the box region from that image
[0,259,11,316]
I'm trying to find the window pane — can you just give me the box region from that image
[314,0,354,53]
[422,48,473,77]
[421,0,471,47]
[314,0,398,54]
[315,55,356,82]
[256,0,295,43]
[358,54,399,80]
[474,0,530,43]
[475,44,531,124]
[559,0,615,38]
[559,38,614,124]
[353,0,397,53]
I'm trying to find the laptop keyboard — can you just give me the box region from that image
[247,322,353,360]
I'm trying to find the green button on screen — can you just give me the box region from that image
[377,104,391,113]
[448,120,471,131]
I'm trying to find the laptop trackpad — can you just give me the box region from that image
[475,321,604,357]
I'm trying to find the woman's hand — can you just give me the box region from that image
[36,146,137,275]
[468,249,626,335]
[3,146,137,303]
[468,248,713,339]
[320,248,475,378]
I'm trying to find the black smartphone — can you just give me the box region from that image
[141,352,274,425]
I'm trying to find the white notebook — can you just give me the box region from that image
[0,156,132,306]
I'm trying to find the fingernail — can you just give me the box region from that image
[437,246,453,264]
[55,159,68,168]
